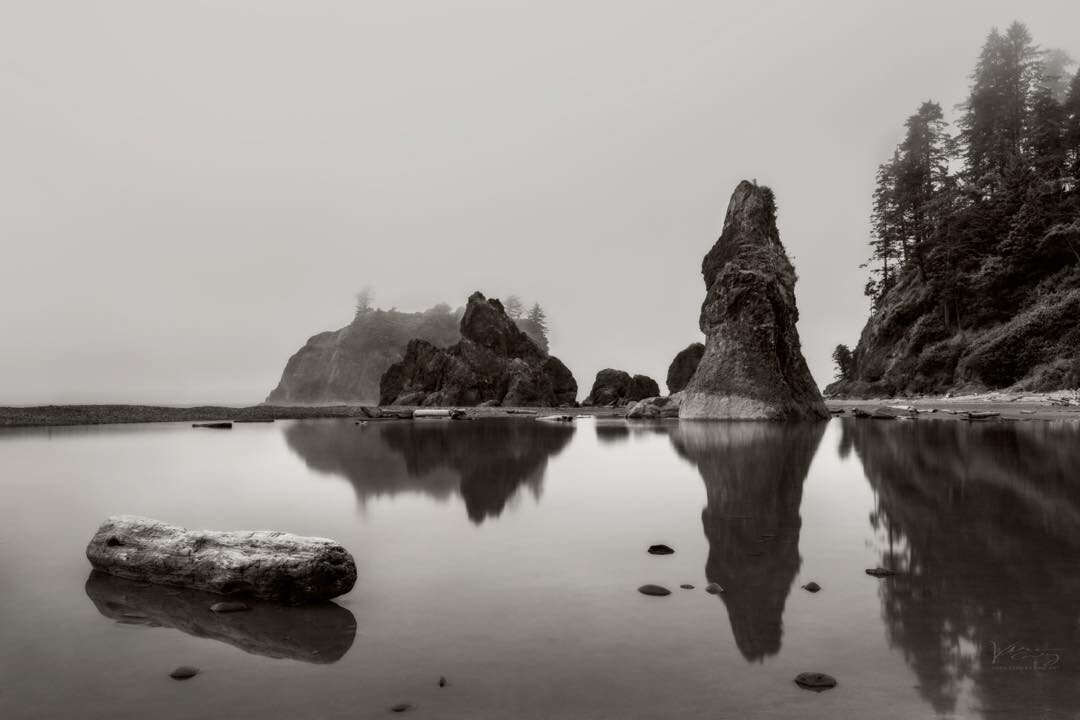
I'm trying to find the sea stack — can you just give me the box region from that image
[680,181,827,420]
[380,291,577,407]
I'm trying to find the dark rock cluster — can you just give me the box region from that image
[582,369,659,406]
[379,292,577,407]
[665,342,704,394]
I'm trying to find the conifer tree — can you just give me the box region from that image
[1064,68,1080,184]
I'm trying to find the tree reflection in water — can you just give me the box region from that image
[844,419,1080,716]
[284,419,574,523]
[671,422,825,662]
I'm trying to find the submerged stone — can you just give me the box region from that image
[802,581,821,593]
[637,584,672,597]
[866,567,898,578]
[647,544,675,555]
[209,601,251,613]
[794,672,837,691]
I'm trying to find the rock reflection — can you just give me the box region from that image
[85,571,356,663]
[845,420,1080,716]
[671,422,824,662]
[284,419,574,523]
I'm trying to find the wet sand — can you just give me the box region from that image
[826,394,1080,422]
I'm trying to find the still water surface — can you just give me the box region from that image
[1,417,1078,719]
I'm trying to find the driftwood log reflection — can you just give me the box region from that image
[85,571,356,663]
[671,422,824,661]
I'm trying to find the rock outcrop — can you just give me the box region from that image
[379,292,577,407]
[267,305,549,405]
[86,515,357,604]
[582,369,659,406]
[625,394,682,419]
[827,278,1080,397]
[666,343,705,394]
[680,181,827,420]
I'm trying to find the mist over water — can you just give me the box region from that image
[2,1,1079,404]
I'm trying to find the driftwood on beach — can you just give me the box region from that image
[86,515,357,604]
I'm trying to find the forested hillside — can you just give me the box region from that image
[829,23,1080,396]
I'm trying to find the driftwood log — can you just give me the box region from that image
[86,515,356,604]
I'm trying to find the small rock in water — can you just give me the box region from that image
[679,584,695,590]
[169,666,199,680]
[438,676,448,687]
[389,703,415,713]
[637,584,671,597]
[210,601,251,613]
[705,583,725,594]
[647,544,675,555]
[802,581,821,593]
[866,567,898,578]
[794,672,837,691]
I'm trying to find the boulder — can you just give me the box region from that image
[379,292,577,407]
[626,394,682,419]
[583,369,660,406]
[86,515,357,605]
[680,181,828,420]
[666,343,705,394]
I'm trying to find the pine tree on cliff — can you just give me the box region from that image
[898,101,953,260]
[1064,68,1080,183]
[504,294,525,319]
[1027,77,1067,184]
[527,303,548,341]
[865,151,902,306]
[958,23,1040,197]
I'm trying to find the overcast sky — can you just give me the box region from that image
[2,1,1077,405]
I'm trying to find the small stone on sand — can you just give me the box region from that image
[169,666,199,680]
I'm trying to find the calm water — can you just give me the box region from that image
[1,417,1079,719]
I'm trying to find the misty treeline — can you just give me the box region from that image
[834,22,1080,384]
[861,22,1080,310]
[352,287,550,348]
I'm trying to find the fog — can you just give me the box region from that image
[1,1,1077,404]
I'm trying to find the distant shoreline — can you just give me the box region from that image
[0,404,621,429]
[1,395,1077,429]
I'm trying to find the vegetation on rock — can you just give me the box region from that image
[832,22,1080,396]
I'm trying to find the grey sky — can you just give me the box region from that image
[2,1,1077,404]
